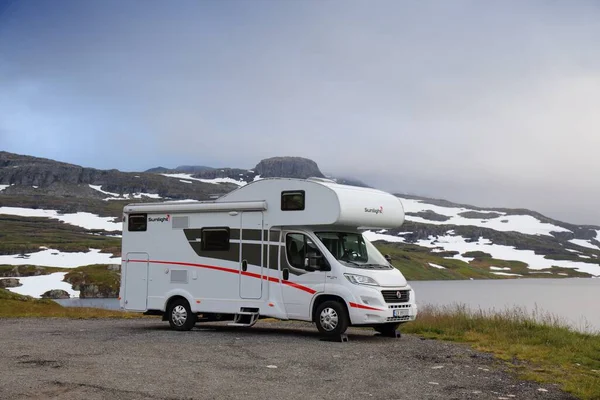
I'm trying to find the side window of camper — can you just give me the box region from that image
[286,233,325,270]
[201,227,230,251]
[281,190,305,211]
[128,214,147,232]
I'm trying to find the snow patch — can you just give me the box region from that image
[161,173,246,186]
[89,184,119,197]
[363,231,407,243]
[0,248,120,268]
[0,207,121,231]
[490,266,511,271]
[253,175,262,181]
[569,239,600,251]
[7,273,80,298]
[371,232,600,276]
[428,263,445,269]
[491,272,522,277]
[0,184,12,192]
[398,197,571,236]
[179,180,193,184]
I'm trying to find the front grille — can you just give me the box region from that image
[387,316,411,322]
[388,304,411,309]
[381,290,410,303]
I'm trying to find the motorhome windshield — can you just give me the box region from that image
[314,232,392,270]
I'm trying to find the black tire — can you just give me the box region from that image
[315,300,349,337]
[167,298,197,331]
[373,322,400,336]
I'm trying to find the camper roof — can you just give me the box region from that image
[124,178,405,229]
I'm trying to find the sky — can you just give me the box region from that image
[1,0,599,225]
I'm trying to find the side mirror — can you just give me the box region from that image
[305,253,322,271]
[384,254,392,264]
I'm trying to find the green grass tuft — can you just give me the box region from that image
[403,305,600,400]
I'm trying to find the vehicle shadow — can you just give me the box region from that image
[144,320,394,342]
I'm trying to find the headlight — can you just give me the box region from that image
[344,273,379,286]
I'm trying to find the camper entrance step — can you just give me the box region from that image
[228,312,259,327]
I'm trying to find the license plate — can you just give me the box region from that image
[393,309,410,317]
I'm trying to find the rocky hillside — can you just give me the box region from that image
[0,151,237,223]
[364,195,600,279]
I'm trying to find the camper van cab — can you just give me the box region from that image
[119,178,417,337]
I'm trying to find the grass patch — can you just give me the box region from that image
[0,288,137,318]
[0,215,121,255]
[403,305,600,400]
[375,243,502,280]
[374,242,593,280]
[0,265,70,277]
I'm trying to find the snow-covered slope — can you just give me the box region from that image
[364,196,600,277]
[399,197,571,237]
[0,247,120,268]
[0,206,121,231]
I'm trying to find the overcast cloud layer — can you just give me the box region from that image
[1,1,599,225]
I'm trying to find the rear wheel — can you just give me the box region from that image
[167,298,197,331]
[315,300,349,337]
[373,322,400,336]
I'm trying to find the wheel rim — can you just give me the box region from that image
[319,307,339,331]
[172,305,188,326]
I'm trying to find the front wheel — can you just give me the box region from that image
[167,298,197,331]
[315,300,349,337]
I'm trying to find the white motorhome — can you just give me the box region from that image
[119,177,417,337]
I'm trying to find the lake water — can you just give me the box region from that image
[410,278,600,333]
[55,278,600,333]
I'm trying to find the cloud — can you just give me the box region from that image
[1,1,599,223]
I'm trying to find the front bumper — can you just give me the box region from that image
[347,287,418,325]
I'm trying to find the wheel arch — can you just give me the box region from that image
[311,294,350,323]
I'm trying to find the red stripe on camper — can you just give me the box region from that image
[349,302,384,312]
[127,259,315,295]
[281,280,317,295]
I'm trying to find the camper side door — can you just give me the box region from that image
[280,231,328,320]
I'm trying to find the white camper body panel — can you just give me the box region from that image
[120,178,417,330]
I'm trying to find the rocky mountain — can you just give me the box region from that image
[146,156,325,182]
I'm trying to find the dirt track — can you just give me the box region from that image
[0,319,574,400]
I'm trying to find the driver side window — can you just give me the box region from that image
[285,233,327,270]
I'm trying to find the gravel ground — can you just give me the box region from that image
[0,319,575,400]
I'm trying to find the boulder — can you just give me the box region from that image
[0,278,21,288]
[40,289,70,299]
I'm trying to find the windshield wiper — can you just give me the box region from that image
[361,263,391,269]
[340,260,362,266]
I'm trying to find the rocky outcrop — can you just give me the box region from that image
[0,265,50,277]
[63,264,120,298]
[254,157,324,179]
[406,211,451,222]
[75,284,118,298]
[40,289,70,299]
[0,278,21,288]
[192,168,253,182]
